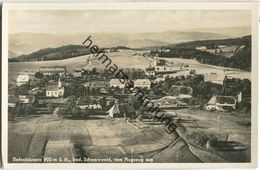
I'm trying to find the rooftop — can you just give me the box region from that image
[46,84,58,91]
[204,72,225,84]
[16,75,30,82]
[208,95,236,105]
[110,79,124,84]
[134,79,151,85]
[145,66,155,72]
[77,97,99,105]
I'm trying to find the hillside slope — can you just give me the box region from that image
[9,45,90,62]
[151,35,251,71]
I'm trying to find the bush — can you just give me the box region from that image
[187,131,218,149]
[237,120,251,127]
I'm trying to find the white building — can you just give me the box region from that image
[145,65,156,76]
[195,46,207,51]
[109,79,125,88]
[16,75,30,86]
[18,95,36,104]
[46,78,65,98]
[204,72,226,85]
[206,95,237,111]
[73,69,83,78]
[134,79,151,89]
[77,97,102,110]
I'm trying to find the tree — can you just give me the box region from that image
[24,104,33,116]
[91,68,97,75]
[14,104,23,116]
[35,72,44,79]
[47,103,54,113]
[100,97,107,109]
[72,107,82,118]
[15,84,30,95]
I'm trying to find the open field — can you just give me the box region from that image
[8,50,250,82]
[174,109,251,162]
[8,109,249,163]
[162,57,251,80]
[9,114,201,163]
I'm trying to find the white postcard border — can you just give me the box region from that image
[1,2,258,169]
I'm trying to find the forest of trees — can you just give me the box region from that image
[150,35,251,71]
[9,45,91,62]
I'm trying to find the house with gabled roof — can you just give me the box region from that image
[16,75,31,86]
[206,95,237,111]
[145,65,156,76]
[109,79,125,89]
[134,79,151,89]
[76,97,102,110]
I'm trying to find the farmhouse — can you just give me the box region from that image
[85,81,109,88]
[16,75,30,86]
[134,79,151,89]
[76,97,102,110]
[39,66,66,76]
[145,65,156,76]
[46,78,65,98]
[206,95,237,111]
[110,79,125,88]
[153,96,188,108]
[153,77,165,83]
[204,72,225,85]
[73,69,83,78]
[18,95,36,104]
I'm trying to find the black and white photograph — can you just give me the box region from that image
[1,2,258,169]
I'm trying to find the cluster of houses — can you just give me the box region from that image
[8,95,36,108]
[9,62,245,118]
[144,58,187,76]
[110,78,151,89]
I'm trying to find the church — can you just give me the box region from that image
[46,78,65,98]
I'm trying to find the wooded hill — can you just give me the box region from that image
[150,35,251,71]
[9,45,91,62]
[9,35,251,71]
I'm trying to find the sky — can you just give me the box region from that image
[8,10,251,34]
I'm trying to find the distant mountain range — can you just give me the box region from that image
[9,26,250,58]
[10,35,251,69]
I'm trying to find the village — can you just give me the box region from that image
[9,55,250,117]
[8,52,252,162]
